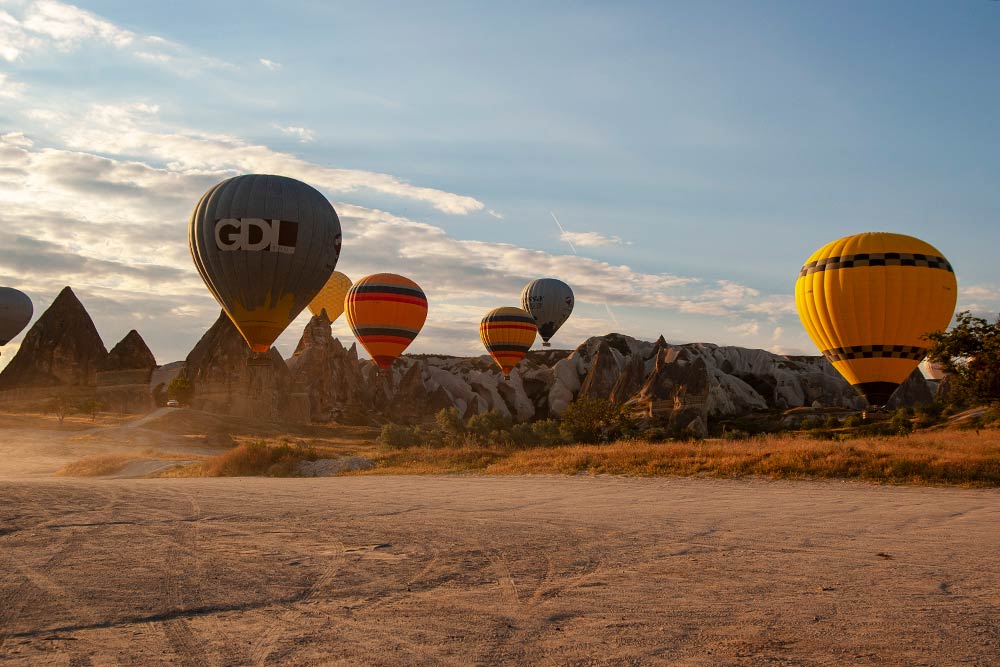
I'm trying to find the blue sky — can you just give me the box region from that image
[1,0,998,366]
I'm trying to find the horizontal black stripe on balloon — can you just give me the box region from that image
[350,284,426,299]
[799,253,953,277]
[486,344,532,353]
[354,326,419,340]
[484,314,536,324]
[822,344,926,362]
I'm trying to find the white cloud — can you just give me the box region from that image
[559,230,625,247]
[259,58,281,70]
[134,50,171,64]
[275,124,315,143]
[0,0,133,62]
[487,209,504,219]
[22,0,134,47]
[0,71,26,98]
[58,103,486,215]
[727,320,760,337]
[0,131,32,147]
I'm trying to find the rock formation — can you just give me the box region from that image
[0,284,941,431]
[182,311,309,423]
[96,330,157,413]
[286,313,371,422]
[0,286,108,400]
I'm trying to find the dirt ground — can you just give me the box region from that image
[1,417,999,666]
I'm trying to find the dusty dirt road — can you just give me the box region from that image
[1,473,998,666]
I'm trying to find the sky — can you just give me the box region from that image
[1,0,998,368]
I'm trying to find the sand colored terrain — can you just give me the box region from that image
[1,413,999,665]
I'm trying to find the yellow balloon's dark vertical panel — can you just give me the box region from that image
[189,175,342,353]
[795,232,957,406]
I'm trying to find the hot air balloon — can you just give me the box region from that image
[189,174,342,353]
[0,287,32,347]
[520,278,574,347]
[795,232,957,406]
[480,307,537,380]
[345,273,427,372]
[308,271,352,322]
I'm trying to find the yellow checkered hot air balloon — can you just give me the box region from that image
[480,307,537,380]
[795,232,957,407]
[308,271,352,322]
[345,273,427,372]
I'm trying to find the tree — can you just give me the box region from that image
[77,398,105,422]
[926,311,1000,404]
[435,407,465,445]
[167,375,195,405]
[45,395,73,426]
[559,398,633,444]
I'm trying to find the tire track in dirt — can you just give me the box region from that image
[144,485,230,667]
[0,484,120,661]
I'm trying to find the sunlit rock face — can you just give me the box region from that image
[0,286,108,391]
[97,330,157,414]
[286,313,370,422]
[182,311,308,423]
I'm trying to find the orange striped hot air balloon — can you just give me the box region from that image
[480,307,537,380]
[345,273,427,372]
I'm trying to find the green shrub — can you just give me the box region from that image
[843,415,862,428]
[824,415,841,429]
[531,419,566,446]
[559,398,633,444]
[378,423,418,449]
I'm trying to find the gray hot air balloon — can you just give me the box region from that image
[189,174,342,353]
[0,287,32,346]
[520,278,574,347]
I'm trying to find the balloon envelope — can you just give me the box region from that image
[795,232,957,406]
[520,278,574,347]
[0,287,32,345]
[189,174,342,353]
[480,306,537,379]
[308,271,352,322]
[345,273,427,370]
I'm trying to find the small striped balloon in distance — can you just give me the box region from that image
[308,271,352,322]
[345,273,427,372]
[480,307,538,380]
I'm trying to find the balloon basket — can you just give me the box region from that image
[542,342,551,348]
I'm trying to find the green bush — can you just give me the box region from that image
[824,415,841,429]
[530,419,566,446]
[467,410,513,444]
[722,428,751,441]
[639,427,670,443]
[559,398,633,444]
[843,415,862,428]
[378,423,418,449]
[435,407,465,444]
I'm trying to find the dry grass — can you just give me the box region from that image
[355,429,1000,486]
[170,441,327,477]
[56,450,199,477]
